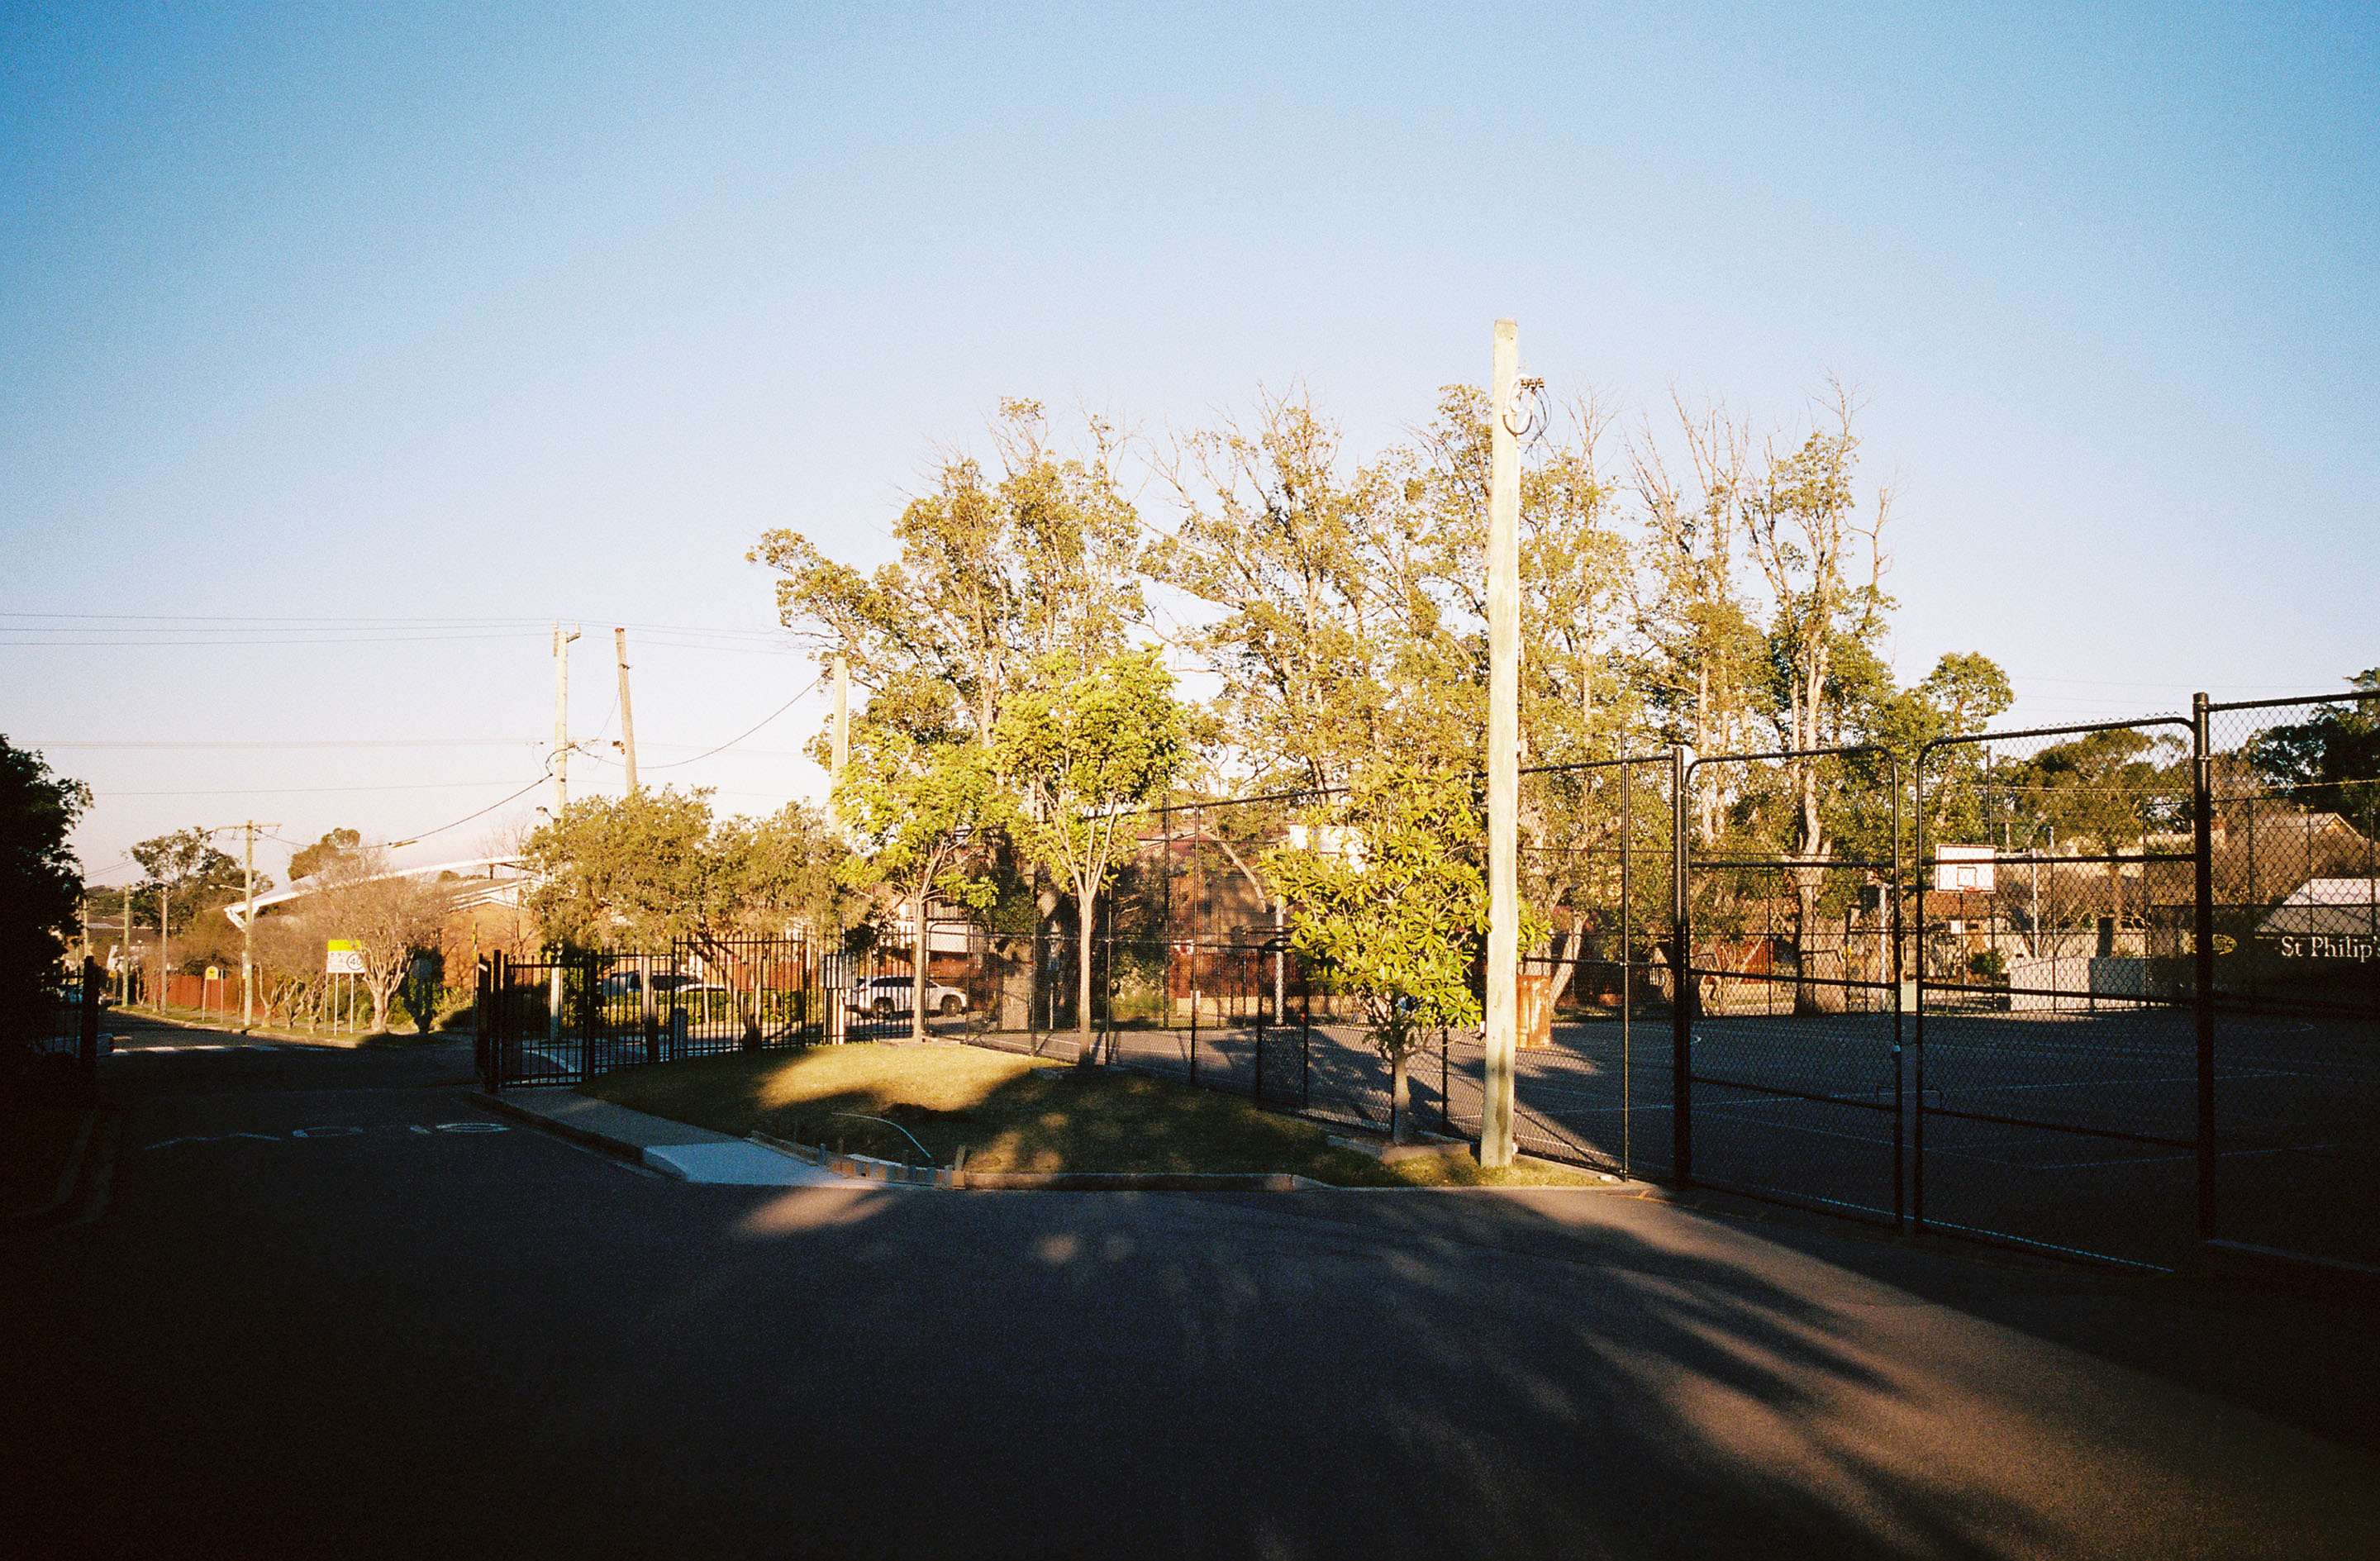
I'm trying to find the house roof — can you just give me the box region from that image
[222,856,529,928]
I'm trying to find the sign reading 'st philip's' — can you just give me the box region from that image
[326,940,366,975]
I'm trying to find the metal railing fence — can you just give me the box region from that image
[472,686,2378,1277]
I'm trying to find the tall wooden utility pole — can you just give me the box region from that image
[1481,318,1523,1168]
[549,621,580,1044]
[551,621,581,820]
[615,628,639,795]
[241,821,255,1028]
[158,880,170,1016]
[831,655,850,778]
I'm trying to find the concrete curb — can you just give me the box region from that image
[960,1171,1330,1191]
[4,1107,98,1227]
[468,1089,656,1164]
[745,1132,1332,1190]
[478,1087,1592,1197]
[475,1092,864,1187]
[748,1130,949,1187]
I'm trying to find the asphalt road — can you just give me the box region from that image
[4,1013,2378,1559]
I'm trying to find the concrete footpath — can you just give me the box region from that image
[473,1087,851,1186]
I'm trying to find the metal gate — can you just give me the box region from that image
[475,949,608,1088]
[1508,754,1678,1178]
[2201,690,2380,1274]
[1913,716,2199,1268]
[477,937,829,1089]
[1678,745,1905,1225]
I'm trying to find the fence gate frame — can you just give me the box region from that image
[1511,750,1680,1179]
[1910,713,2204,1267]
[1676,742,1905,1227]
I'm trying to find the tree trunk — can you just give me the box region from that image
[1388,1049,1412,1144]
[1075,888,1099,1065]
[367,973,397,1034]
[1546,908,1583,1007]
[912,883,929,1042]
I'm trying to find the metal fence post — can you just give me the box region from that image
[1300,962,1311,1112]
[1892,755,1906,1232]
[2194,691,2217,1242]
[1671,744,1693,1187]
[1911,748,1925,1232]
[79,955,102,1090]
[1254,1000,1266,1103]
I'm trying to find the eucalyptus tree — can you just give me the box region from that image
[832,681,1002,1040]
[752,398,1149,745]
[524,788,855,1038]
[995,649,1188,1063]
[1154,387,1402,792]
[1736,386,1895,1012]
[756,401,1153,972]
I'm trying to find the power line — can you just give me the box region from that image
[93,779,525,797]
[30,739,537,750]
[385,772,552,848]
[640,676,826,772]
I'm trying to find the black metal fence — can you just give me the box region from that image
[1913,716,2199,1268]
[476,684,2378,1277]
[11,959,104,1097]
[2202,692,2380,1275]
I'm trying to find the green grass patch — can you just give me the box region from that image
[579,1045,1606,1187]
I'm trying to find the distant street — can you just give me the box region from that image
[4,1013,2378,1559]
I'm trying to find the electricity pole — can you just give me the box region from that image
[1481,317,1524,1168]
[552,621,581,819]
[615,627,639,795]
[241,821,255,1027]
[120,894,131,1005]
[549,622,581,1043]
[158,878,170,1017]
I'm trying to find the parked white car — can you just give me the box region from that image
[848,973,968,1017]
[600,970,726,999]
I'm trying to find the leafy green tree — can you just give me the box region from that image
[130,827,254,971]
[1155,389,1397,790]
[995,649,1188,1062]
[526,788,850,950]
[1624,395,1767,838]
[2002,729,2186,930]
[299,845,453,1034]
[753,398,1148,744]
[288,827,362,883]
[2244,669,2380,833]
[835,715,1002,1040]
[1741,388,1894,1012]
[526,789,854,1040]
[0,737,88,1049]
[1266,767,1502,1143]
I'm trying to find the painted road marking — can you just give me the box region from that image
[142,1121,508,1149]
[115,1043,294,1053]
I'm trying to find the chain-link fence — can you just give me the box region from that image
[1678,745,1906,1223]
[1913,717,2199,1267]
[2202,691,2380,1273]
[474,684,2380,1276]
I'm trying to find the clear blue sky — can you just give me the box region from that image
[4,2,2373,884]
